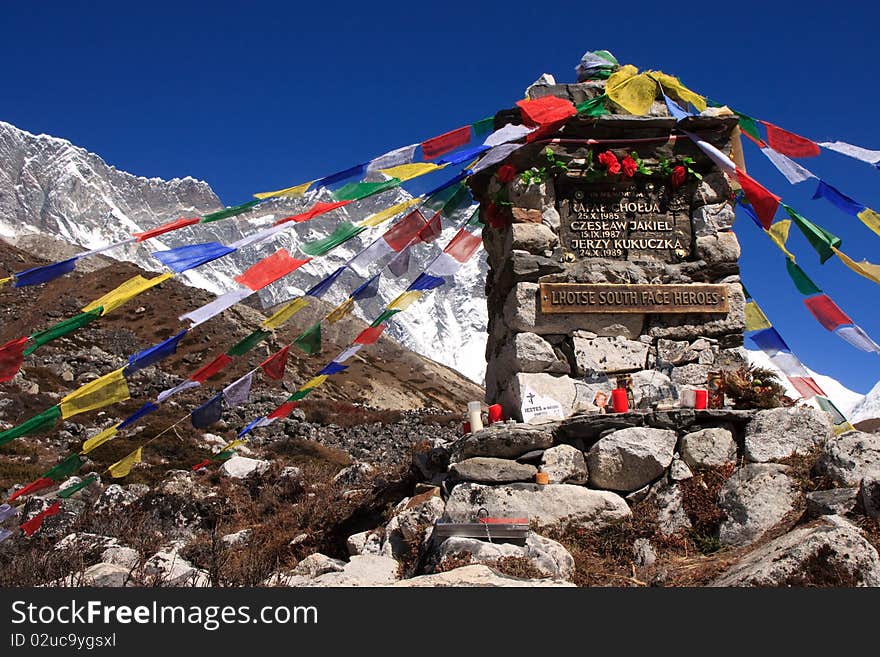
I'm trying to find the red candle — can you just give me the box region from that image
[488,404,504,423]
[611,388,629,413]
[463,421,471,434]
[694,389,708,410]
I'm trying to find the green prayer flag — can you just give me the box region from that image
[0,405,62,447]
[293,322,322,355]
[440,185,471,217]
[301,222,365,257]
[213,450,234,461]
[289,389,311,402]
[422,183,462,214]
[227,329,271,357]
[201,200,260,223]
[371,309,400,327]
[44,453,84,481]
[57,474,99,499]
[735,112,763,143]
[331,178,401,202]
[471,116,495,137]
[785,259,822,296]
[784,205,841,264]
[25,308,103,356]
[575,95,609,117]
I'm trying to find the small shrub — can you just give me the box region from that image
[725,365,793,409]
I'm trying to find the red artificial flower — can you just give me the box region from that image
[671,165,687,188]
[496,164,517,183]
[597,150,621,175]
[621,155,638,178]
[486,202,508,229]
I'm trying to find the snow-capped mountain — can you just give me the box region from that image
[0,120,490,382]
[851,380,880,425]
[745,348,865,417]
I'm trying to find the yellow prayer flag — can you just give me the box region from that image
[108,447,143,479]
[388,290,423,311]
[253,179,315,200]
[60,368,130,419]
[82,272,173,316]
[218,439,247,453]
[744,301,772,331]
[301,374,328,391]
[357,198,422,228]
[832,247,880,285]
[378,162,444,182]
[81,424,119,454]
[647,71,707,111]
[767,220,795,260]
[326,297,355,324]
[262,297,310,330]
[856,208,880,239]
[0,275,11,288]
[833,421,856,436]
[605,65,658,116]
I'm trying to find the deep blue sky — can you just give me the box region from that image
[3,1,879,393]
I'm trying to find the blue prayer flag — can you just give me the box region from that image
[662,92,691,120]
[407,272,446,292]
[437,145,491,167]
[749,327,791,356]
[315,163,367,188]
[351,274,380,301]
[124,330,187,375]
[191,394,224,429]
[318,362,348,376]
[117,402,159,431]
[153,242,236,273]
[306,267,346,298]
[238,416,264,437]
[812,180,865,217]
[14,258,78,287]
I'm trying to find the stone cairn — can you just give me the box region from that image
[468,76,746,421]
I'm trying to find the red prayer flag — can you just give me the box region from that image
[9,477,55,502]
[259,346,290,381]
[0,336,29,383]
[517,96,576,127]
[443,229,482,263]
[803,294,852,331]
[762,122,820,158]
[190,353,233,383]
[417,212,443,244]
[268,401,298,420]
[735,168,779,229]
[383,210,427,252]
[421,126,472,159]
[788,376,824,399]
[235,249,311,291]
[274,200,352,226]
[21,502,61,537]
[355,324,387,345]
[191,459,212,471]
[133,217,201,242]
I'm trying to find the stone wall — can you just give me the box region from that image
[469,81,746,421]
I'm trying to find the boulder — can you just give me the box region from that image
[332,461,376,487]
[710,516,880,587]
[433,533,574,580]
[717,464,800,547]
[444,482,630,530]
[94,484,148,513]
[346,530,383,557]
[269,555,400,587]
[157,470,212,500]
[394,564,574,587]
[451,424,554,461]
[143,549,210,587]
[81,563,134,587]
[293,553,346,577]
[101,546,140,569]
[220,529,252,548]
[495,332,570,375]
[586,427,678,492]
[805,488,860,517]
[743,407,833,463]
[632,538,656,568]
[219,456,270,479]
[680,427,737,469]
[500,372,596,422]
[572,335,649,376]
[860,477,880,519]
[505,222,558,254]
[539,444,588,484]
[654,482,692,536]
[670,457,694,481]
[450,457,538,484]
[816,431,880,487]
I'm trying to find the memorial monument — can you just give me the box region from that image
[469,68,746,422]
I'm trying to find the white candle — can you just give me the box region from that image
[467,401,484,432]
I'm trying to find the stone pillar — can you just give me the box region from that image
[469,83,745,422]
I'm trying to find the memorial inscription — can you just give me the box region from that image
[557,179,692,261]
[540,283,729,314]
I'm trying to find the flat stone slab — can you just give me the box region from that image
[449,457,538,484]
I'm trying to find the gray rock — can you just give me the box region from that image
[860,477,880,519]
[450,457,537,483]
[692,202,736,237]
[572,335,649,376]
[434,532,575,580]
[586,427,678,492]
[516,449,546,463]
[394,564,574,587]
[496,332,570,375]
[695,232,740,267]
[539,444,588,484]
[220,529,252,548]
[626,485,651,504]
[743,407,833,463]
[332,462,376,487]
[381,494,446,560]
[268,555,400,587]
[94,484,147,513]
[444,482,630,530]
[219,456,270,479]
[657,338,701,366]
[710,516,880,587]
[101,546,140,569]
[630,369,678,409]
[718,464,800,547]
[654,482,692,536]
[81,563,134,587]
[451,424,555,461]
[670,458,694,481]
[816,431,880,487]
[632,538,656,568]
[506,222,558,254]
[346,530,383,557]
[500,372,598,422]
[681,427,737,469]
[293,553,346,577]
[805,488,860,517]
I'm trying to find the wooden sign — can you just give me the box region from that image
[540,283,729,314]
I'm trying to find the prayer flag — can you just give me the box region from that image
[153,242,235,273]
[818,141,880,165]
[483,123,535,147]
[223,372,254,408]
[57,475,99,499]
[108,448,143,479]
[761,122,820,158]
[259,346,290,380]
[332,179,401,202]
[575,96,609,117]
[125,331,187,374]
[387,249,410,277]
[749,327,789,356]
[235,249,310,291]
[0,336,29,383]
[812,180,865,217]
[367,144,419,171]
[388,290,422,311]
[0,405,62,447]
[117,402,159,431]
[25,308,103,356]
[784,205,841,264]
[472,117,495,137]
[21,502,61,537]
[190,353,233,383]
[134,217,201,241]
[332,344,363,363]
[736,168,779,229]
[0,504,16,523]
[767,220,795,260]
[834,325,880,354]
[157,379,200,402]
[269,401,300,419]
[253,179,315,200]
[417,212,443,243]
[9,478,55,501]
[856,208,880,238]
[472,143,521,174]
[516,96,576,126]
[306,267,346,298]
[832,248,880,285]
[407,272,446,292]
[13,258,78,287]
[788,376,824,399]
[262,297,310,331]
[44,453,84,481]
[803,294,852,331]
[354,324,386,345]
[301,222,365,257]
[293,322,322,355]
[226,329,271,357]
[191,394,224,429]
[785,259,821,295]
[274,200,352,226]
[301,374,328,391]
[605,66,657,115]
[735,112,764,143]
[318,362,348,376]
[351,275,380,301]
[357,198,422,228]
[83,272,173,316]
[421,126,472,159]
[201,200,260,223]
[314,164,367,188]
[437,145,490,167]
[180,286,252,326]
[744,301,771,331]
[371,309,400,326]
[815,396,855,435]
[326,298,355,324]
[81,425,119,454]
[761,148,815,185]
[662,92,690,120]
[647,71,706,111]
[60,368,130,419]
